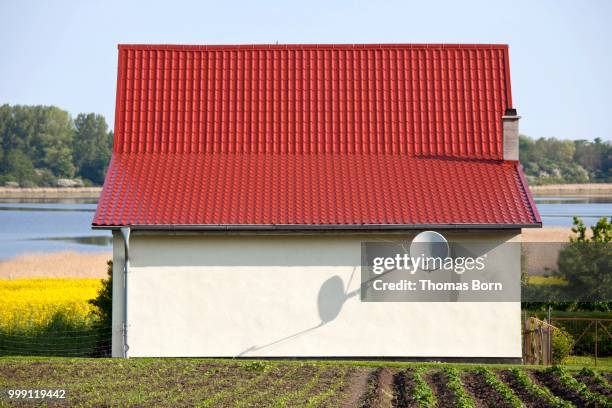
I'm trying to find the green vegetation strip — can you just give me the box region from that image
[474,367,522,408]
[305,366,350,407]
[233,364,302,407]
[509,367,573,408]
[579,367,612,391]
[269,368,323,407]
[198,361,274,407]
[442,366,475,408]
[410,368,436,407]
[545,365,612,407]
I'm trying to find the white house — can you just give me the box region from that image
[93,44,541,360]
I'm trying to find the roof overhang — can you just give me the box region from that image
[93,222,541,232]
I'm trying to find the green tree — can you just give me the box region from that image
[2,149,37,185]
[557,217,612,305]
[73,113,112,184]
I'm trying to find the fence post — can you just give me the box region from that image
[547,306,552,365]
[595,320,598,367]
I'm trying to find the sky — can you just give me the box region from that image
[0,0,610,141]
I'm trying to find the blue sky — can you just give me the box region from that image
[1,0,610,140]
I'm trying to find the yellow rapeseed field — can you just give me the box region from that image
[0,278,102,331]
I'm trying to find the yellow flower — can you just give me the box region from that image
[0,278,102,332]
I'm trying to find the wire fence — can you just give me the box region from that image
[0,325,112,357]
[522,310,612,366]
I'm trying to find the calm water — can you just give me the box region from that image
[0,198,111,260]
[0,196,610,260]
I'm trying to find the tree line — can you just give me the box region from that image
[520,135,611,184]
[0,104,112,187]
[0,104,610,187]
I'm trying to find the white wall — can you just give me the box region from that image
[112,231,522,358]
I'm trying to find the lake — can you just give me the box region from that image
[0,195,610,261]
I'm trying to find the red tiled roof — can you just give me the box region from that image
[93,44,541,228]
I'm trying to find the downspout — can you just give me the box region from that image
[120,227,131,358]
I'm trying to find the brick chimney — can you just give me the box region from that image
[502,108,520,161]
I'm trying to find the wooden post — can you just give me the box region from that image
[547,307,552,365]
[595,320,598,367]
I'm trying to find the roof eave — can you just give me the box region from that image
[92,222,541,232]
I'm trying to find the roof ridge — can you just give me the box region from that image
[118,43,509,51]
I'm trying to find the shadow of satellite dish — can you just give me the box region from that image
[317,275,347,323]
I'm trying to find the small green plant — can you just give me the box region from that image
[410,368,436,407]
[243,360,271,372]
[545,366,611,407]
[510,368,573,408]
[305,367,349,407]
[271,368,322,407]
[474,367,522,408]
[442,366,475,408]
[578,367,612,391]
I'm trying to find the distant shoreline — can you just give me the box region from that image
[1,183,611,199]
[529,183,612,196]
[0,187,102,198]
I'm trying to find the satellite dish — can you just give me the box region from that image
[410,231,449,271]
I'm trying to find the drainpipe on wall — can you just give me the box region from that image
[120,227,131,358]
[502,108,520,161]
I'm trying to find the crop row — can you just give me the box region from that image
[365,365,611,408]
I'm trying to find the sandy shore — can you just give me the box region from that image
[0,251,111,279]
[530,183,612,196]
[0,228,574,279]
[1,184,610,199]
[521,227,582,242]
[0,187,102,198]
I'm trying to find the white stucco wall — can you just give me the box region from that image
[112,231,522,358]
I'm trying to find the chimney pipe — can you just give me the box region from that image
[502,108,520,161]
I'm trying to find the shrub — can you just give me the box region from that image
[552,326,574,364]
[88,260,112,328]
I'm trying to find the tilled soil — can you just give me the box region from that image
[534,369,595,407]
[574,373,612,399]
[460,370,513,408]
[357,367,395,408]
[424,370,456,408]
[392,369,419,408]
[498,369,551,408]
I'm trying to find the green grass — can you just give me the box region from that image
[563,355,612,368]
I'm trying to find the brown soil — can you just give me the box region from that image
[534,370,594,407]
[498,369,551,407]
[574,373,612,398]
[377,367,396,407]
[292,366,351,407]
[460,370,512,408]
[425,370,455,408]
[392,369,419,408]
[342,367,373,408]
